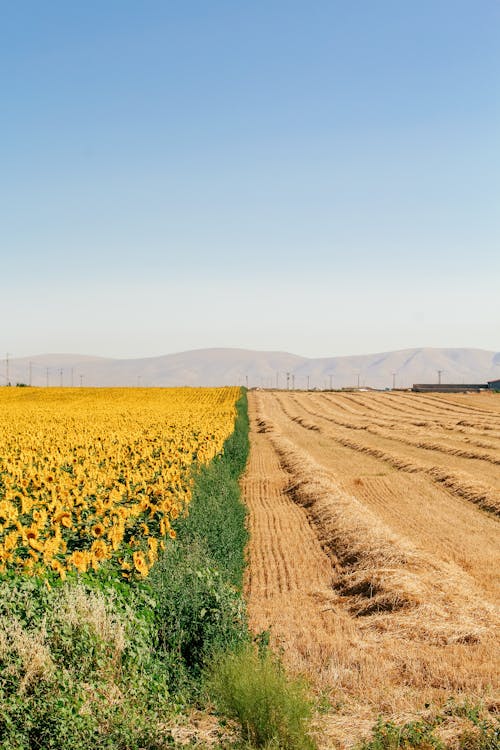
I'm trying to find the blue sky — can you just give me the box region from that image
[2,1,499,358]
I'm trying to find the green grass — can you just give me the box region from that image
[357,705,500,750]
[206,645,317,750]
[356,718,444,750]
[174,388,250,587]
[148,391,250,687]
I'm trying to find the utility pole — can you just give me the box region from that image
[286,372,290,390]
[245,374,249,389]
[357,373,360,388]
[437,369,443,385]
[392,372,396,390]
[59,368,63,387]
[79,374,84,387]
[307,375,310,390]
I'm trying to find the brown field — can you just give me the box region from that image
[242,390,500,748]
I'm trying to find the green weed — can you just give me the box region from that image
[206,645,317,750]
[356,717,444,750]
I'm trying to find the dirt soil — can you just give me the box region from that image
[242,390,500,749]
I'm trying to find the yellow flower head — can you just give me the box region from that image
[70,550,89,573]
[132,550,149,577]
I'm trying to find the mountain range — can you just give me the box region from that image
[3,347,500,390]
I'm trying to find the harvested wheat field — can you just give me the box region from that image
[242,390,500,748]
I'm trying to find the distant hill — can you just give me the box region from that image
[4,347,500,389]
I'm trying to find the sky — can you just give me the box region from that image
[1,0,499,359]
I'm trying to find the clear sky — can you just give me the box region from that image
[2,1,499,358]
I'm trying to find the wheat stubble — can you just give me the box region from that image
[242,391,500,748]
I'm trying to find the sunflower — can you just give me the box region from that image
[54,511,72,528]
[29,537,45,553]
[50,559,66,580]
[147,537,158,565]
[91,539,110,561]
[132,550,149,577]
[69,550,89,573]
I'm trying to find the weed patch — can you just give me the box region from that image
[206,645,317,750]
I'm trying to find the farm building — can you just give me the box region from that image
[412,383,488,393]
[488,379,500,391]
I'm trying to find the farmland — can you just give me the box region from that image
[1,384,499,748]
[0,387,239,579]
[243,390,500,747]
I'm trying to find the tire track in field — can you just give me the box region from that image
[384,392,497,419]
[348,391,500,429]
[281,394,500,514]
[418,393,500,416]
[287,392,500,471]
[309,393,500,449]
[308,393,500,451]
[314,392,500,436]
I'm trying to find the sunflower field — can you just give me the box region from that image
[0,386,240,580]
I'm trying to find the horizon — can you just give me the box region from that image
[3,345,499,391]
[7,343,500,363]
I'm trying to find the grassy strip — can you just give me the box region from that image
[175,387,250,588]
[149,390,251,685]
